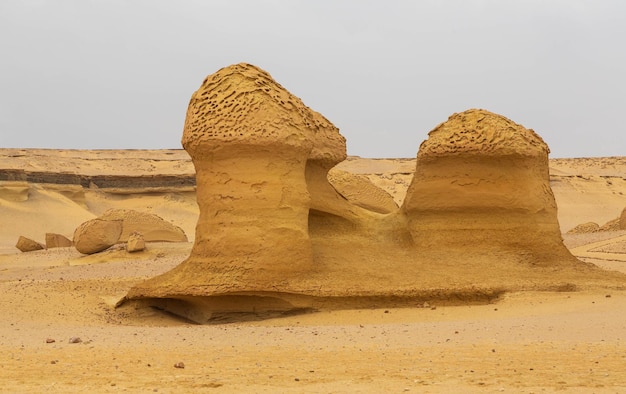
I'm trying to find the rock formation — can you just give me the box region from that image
[124,63,348,301]
[402,109,575,264]
[621,207,626,230]
[15,236,44,252]
[45,233,72,248]
[73,219,123,255]
[119,65,609,323]
[98,209,187,243]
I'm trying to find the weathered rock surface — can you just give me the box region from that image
[126,63,347,300]
[73,219,123,255]
[620,207,626,230]
[15,236,44,252]
[98,209,187,243]
[327,169,398,214]
[126,232,145,252]
[45,233,73,248]
[402,109,575,264]
[118,66,608,323]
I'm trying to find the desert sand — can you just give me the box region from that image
[1,62,626,392]
[1,148,626,392]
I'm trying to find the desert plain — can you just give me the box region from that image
[0,148,625,393]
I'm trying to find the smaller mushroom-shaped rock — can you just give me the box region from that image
[73,219,123,255]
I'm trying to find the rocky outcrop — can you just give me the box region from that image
[125,63,347,299]
[621,207,626,230]
[73,219,123,254]
[98,209,187,243]
[15,236,44,252]
[118,66,605,323]
[45,233,72,248]
[401,109,575,264]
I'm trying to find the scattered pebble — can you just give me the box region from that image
[68,337,82,344]
[606,294,612,298]
[174,362,185,369]
[423,302,430,308]
[294,378,300,382]
[50,360,57,364]
[45,338,55,344]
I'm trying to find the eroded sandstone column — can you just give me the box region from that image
[125,63,346,298]
[402,109,575,263]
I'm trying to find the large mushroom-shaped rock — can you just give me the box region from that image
[124,63,347,302]
[401,109,575,263]
[15,236,44,252]
[73,219,123,255]
[98,209,187,243]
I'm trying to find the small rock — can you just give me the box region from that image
[127,231,146,253]
[174,362,185,369]
[68,337,82,344]
[46,338,55,343]
[50,360,57,364]
[15,236,45,252]
[606,294,612,298]
[45,233,72,248]
[423,302,430,308]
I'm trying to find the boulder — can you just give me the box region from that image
[621,207,626,230]
[73,219,123,255]
[45,233,73,248]
[98,209,187,243]
[127,232,145,253]
[15,236,44,252]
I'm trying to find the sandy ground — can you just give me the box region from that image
[1,150,626,392]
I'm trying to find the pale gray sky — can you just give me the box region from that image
[0,1,624,158]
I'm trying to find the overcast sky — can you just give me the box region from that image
[1,1,624,158]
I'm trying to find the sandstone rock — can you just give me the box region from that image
[402,108,575,263]
[127,231,145,252]
[15,236,44,252]
[621,207,626,230]
[567,222,600,234]
[73,219,123,255]
[327,169,398,214]
[45,233,73,248]
[98,209,187,243]
[125,63,347,301]
[117,67,595,323]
